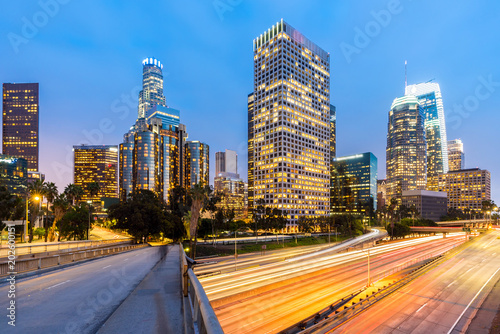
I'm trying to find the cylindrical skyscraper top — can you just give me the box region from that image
[142,57,164,69]
[138,57,166,119]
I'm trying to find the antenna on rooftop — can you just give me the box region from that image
[404,60,407,92]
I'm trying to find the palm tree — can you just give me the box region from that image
[48,194,69,242]
[188,183,211,258]
[43,182,58,242]
[86,182,101,204]
[64,184,84,206]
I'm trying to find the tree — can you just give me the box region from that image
[57,204,89,241]
[49,194,69,241]
[43,182,58,242]
[297,216,314,233]
[28,179,46,242]
[188,183,213,258]
[108,190,170,242]
[386,222,410,239]
[64,184,84,206]
[0,185,24,232]
[86,182,101,202]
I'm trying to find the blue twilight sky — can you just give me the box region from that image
[1,0,499,203]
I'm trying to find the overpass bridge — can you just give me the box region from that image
[409,226,489,239]
[436,219,491,229]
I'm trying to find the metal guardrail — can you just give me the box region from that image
[0,243,146,277]
[0,238,132,257]
[180,244,224,334]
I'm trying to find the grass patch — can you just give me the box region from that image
[189,235,352,258]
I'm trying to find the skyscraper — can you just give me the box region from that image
[330,104,336,160]
[2,83,39,172]
[0,154,27,197]
[215,149,238,177]
[386,95,427,202]
[73,145,118,208]
[184,141,209,188]
[119,58,186,203]
[438,168,490,213]
[138,57,166,119]
[247,92,255,217]
[214,149,245,218]
[331,152,378,217]
[448,139,465,171]
[119,109,182,202]
[405,82,448,190]
[252,19,331,229]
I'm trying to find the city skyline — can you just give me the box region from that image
[1,1,499,203]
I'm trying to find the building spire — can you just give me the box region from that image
[404,60,407,92]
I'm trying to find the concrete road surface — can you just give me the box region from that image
[0,246,164,334]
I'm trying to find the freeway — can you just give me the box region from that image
[333,230,500,333]
[0,246,164,334]
[195,243,331,276]
[202,234,467,334]
[196,229,384,276]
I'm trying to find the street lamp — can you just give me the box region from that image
[87,200,92,240]
[25,194,40,243]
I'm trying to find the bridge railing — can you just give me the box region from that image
[0,243,146,277]
[0,238,132,257]
[180,244,223,334]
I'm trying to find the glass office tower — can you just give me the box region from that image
[252,19,331,229]
[184,141,209,188]
[2,83,39,172]
[138,57,167,119]
[448,139,465,171]
[386,95,427,203]
[330,152,377,217]
[0,155,27,197]
[247,92,255,218]
[73,145,118,206]
[405,82,448,190]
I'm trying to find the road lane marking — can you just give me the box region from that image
[46,280,71,290]
[447,266,500,334]
[124,258,129,261]
[416,303,427,313]
[447,281,456,288]
[102,265,112,269]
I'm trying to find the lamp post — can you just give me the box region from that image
[87,200,92,240]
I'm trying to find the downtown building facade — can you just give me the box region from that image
[2,83,39,172]
[401,190,448,222]
[73,145,118,200]
[184,141,209,188]
[386,95,427,203]
[405,82,448,191]
[0,154,27,197]
[119,57,202,203]
[251,19,331,229]
[438,168,491,213]
[214,149,245,218]
[448,139,465,172]
[330,152,378,217]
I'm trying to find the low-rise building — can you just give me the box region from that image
[402,190,448,222]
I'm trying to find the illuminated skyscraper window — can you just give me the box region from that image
[252,19,331,229]
[386,95,427,203]
[2,83,39,172]
[138,57,166,119]
[405,82,448,190]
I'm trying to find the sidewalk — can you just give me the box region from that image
[97,244,185,334]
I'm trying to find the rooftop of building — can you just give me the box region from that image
[253,19,329,61]
[142,57,163,69]
[334,152,376,162]
[73,145,118,151]
[446,168,487,173]
[402,190,448,198]
[390,95,420,110]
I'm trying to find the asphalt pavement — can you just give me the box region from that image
[0,245,166,333]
